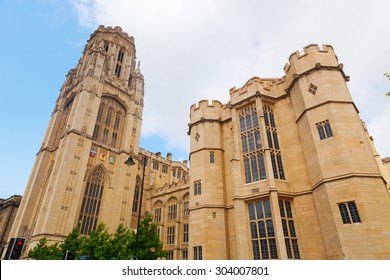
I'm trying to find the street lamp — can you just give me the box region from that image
[124,154,147,260]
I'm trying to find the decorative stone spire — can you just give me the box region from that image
[135,61,141,74]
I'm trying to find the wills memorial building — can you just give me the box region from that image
[4,26,390,260]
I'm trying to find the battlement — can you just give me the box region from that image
[139,148,169,162]
[229,76,286,102]
[189,99,230,128]
[139,148,188,168]
[284,44,339,72]
[90,25,135,44]
[190,99,224,112]
[283,44,346,90]
[285,44,335,69]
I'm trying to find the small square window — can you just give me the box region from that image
[338,201,361,224]
[193,246,203,260]
[210,151,215,163]
[194,180,201,195]
[152,161,159,170]
[162,165,168,174]
[316,120,333,140]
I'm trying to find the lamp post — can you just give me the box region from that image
[124,154,147,260]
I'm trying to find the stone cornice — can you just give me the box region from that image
[311,172,384,191]
[230,90,290,109]
[295,100,359,123]
[285,63,350,94]
[189,147,224,158]
[190,204,234,211]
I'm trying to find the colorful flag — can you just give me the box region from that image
[90,149,97,157]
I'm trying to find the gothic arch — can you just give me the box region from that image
[84,163,111,188]
[167,196,178,205]
[132,175,142,213]
[101,94,128,114]
[63,94,76,111]
[93,96,127,149]
[153,200,163,208]
[181,192,190,203]
[78,165,107,235]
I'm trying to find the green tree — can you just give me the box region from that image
[60,227,82,259]
[106,224,133,259]
[385,73,390,96]
[28,215,165,260]
[78,223,111,260]
[132,213,166,260]
[27,238,62,260]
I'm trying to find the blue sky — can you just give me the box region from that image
[0,1,91,198]
[0,0,188,198]
[1,0,390,198]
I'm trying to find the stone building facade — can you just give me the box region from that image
[5,25,146,255]
[2,26,190,260]
[188,44,390,260]
[3,26,390,260]
[379,157,390,191]
[142,149,190,260]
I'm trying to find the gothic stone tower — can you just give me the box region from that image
[189,44,390,260]
[7,26,144,255]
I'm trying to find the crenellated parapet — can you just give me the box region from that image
[139,148,188,169]
[189,99,227,124]
[283,44,349,93]
[229,77,286,104]
[91,25,135,45]
[190,99,224,111]
[189,99,232,136]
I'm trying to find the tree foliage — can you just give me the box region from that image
[132,213,166,260]
[385,73,390,96]
[27,213,165,260]
[27,238,62,260]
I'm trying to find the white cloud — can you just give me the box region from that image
[70,0,390,157]
[69,0,98,27]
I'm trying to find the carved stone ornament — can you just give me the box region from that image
[195,132,200,142]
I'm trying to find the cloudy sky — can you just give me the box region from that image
[1,0,389,198]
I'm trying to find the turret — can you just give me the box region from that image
[285,44,387,259]
[189,99,230,259]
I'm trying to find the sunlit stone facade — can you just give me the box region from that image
[188,44,390,260]
[3,27,389,260]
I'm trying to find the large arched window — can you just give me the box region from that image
[132,176,141,213]
[78,168,105,235]
[239,103,267,183]
[182,194,189,245]
[153,200,163,223]
[263,104,285,180]
[248,200,278,259]
[114,48,125,77]
[183,194,190,219]
[92,97,126,150]
[167,197,178,221]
